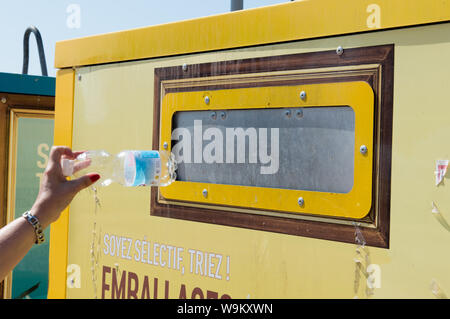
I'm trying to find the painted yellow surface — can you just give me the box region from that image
[47,69,74,299]
[49,23,450,299]
[54,0,450,69]
[160,82,374,219]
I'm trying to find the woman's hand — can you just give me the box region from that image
[31,146,100,228]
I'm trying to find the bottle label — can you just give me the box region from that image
[132,151,161,186]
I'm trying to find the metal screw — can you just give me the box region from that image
[204,96,210,105]
[202,189,208,198]
[300,91,307,101]
[220,111,227,120]
[298,197,305,207]
[182,63,188,71]
[296,109,303,118]
[1,97,6,104]
[163,142,168,149]
[210,112,217,120]
[360,145,368,155]
[336,46,344,56]
[285,109,291,118]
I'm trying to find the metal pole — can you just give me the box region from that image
[22,26,48,76]
[231,0,243,11]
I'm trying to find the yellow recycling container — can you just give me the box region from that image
[50,0,450,299]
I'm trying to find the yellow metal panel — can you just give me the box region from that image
[160,82,374,219]
[61,24,450,298]
[65,62,157,299]
[55,0,450,69]
[47,69,75,299]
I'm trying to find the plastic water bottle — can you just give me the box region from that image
[61,150,177,187]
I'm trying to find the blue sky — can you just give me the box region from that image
[0,0,289,77]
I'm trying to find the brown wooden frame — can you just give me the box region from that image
[151,44,394,248]
[0,93,54,227]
